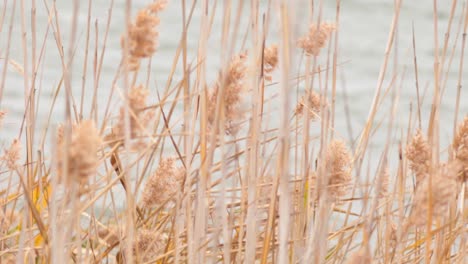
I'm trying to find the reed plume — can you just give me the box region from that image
[207,53,247,135]
[1,139,21,170]
[453,116,468,181]
[110,84,154,142]
[453,116,468,161]
[57,120,102,183]
[409,173,457,227]
[298,23,336,56]
[325,139,352,199]
[140,157,184,207]
[133,229,163,262]
[263,44,278,81]
[295,90,322,118]
[121,0,167,71]
[406,130,431,185]
[1,1,467,262]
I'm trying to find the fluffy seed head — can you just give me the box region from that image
[454,116,468,163]
[148,0,168,13]
[111,84,153,141]
[57,120,102,182]
[439,159,465,184]
[1,139,21,170]
[127,11,159,58]
[406,130,431,185]
[133,229,163,262]
[140,158,184,207]
[295,90,322,117]
[127,56,141,71]
[121,1,167,70]
[207,53,247,135]
[409,173,457,227]
[298,23,336,56]
[453,116,468,184]
[325,140,352,199]
[309,141,352,202]
[263,44,278,81]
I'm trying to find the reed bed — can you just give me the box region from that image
[0,0,467,263]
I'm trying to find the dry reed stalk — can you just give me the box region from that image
[330,0,342,140]
[438,0,464,103]
[243,7,264,262]
[453,2,468,142]
[19,1,39,251]
[90,0,116,119]
[177,1,193,262]
[187,0,212,261]
[424,1,450,260]
[79,0,93,118]
[275,2,295,263]
[0,0,466,263]
[427,0,441,167]
[0,0,16,105]
[354,0,402,175]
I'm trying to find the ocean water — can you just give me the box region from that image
[0,0,467,169]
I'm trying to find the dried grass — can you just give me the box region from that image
[0,1,466,263]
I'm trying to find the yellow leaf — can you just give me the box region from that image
[32,179,51,213]
[34,232,44,246]
[32,178,51,246]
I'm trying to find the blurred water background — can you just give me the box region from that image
[0,0,467,171]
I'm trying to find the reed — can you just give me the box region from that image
[0,0,467,263]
